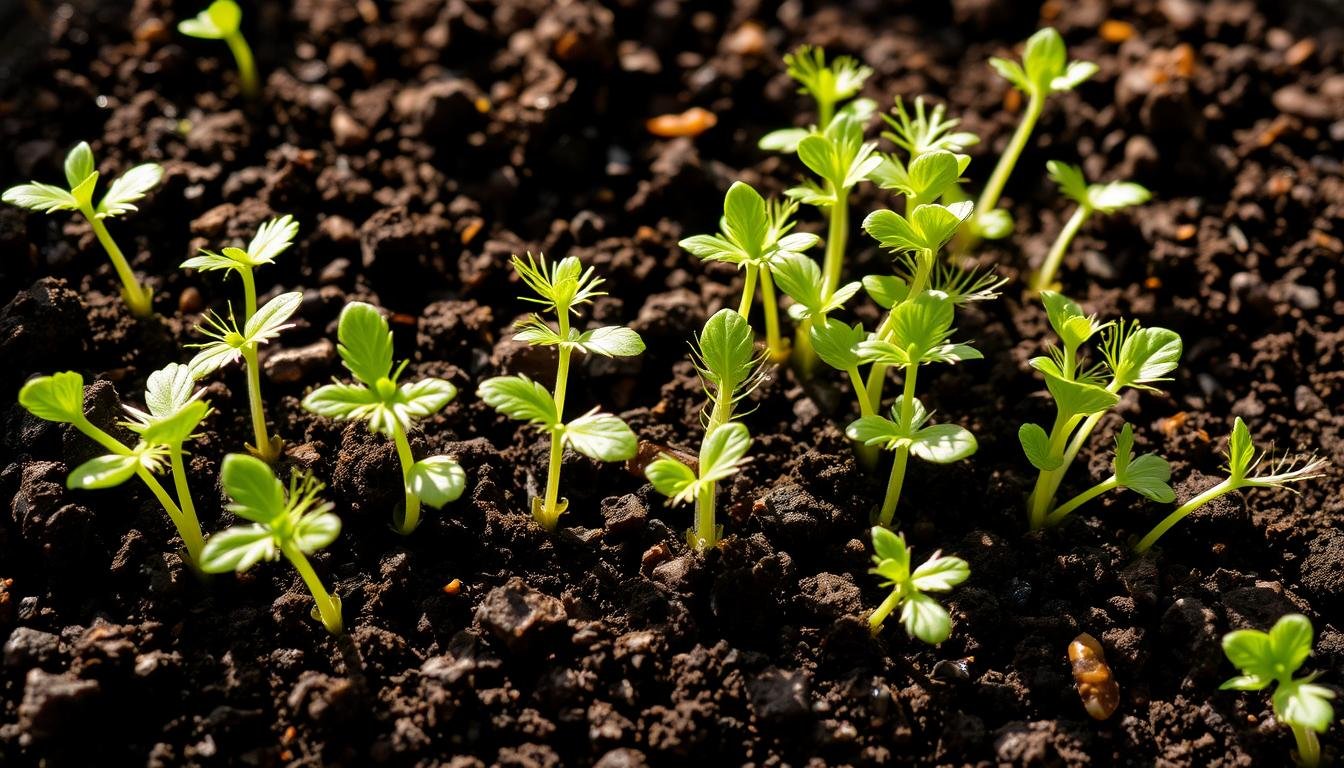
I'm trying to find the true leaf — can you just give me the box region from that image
[293,512,342,553]
[64,142,95,188]
[220,453,286,524]
[698,422,751,484]
[910,554,971,592]
[478,376,558,427]
[18,371,87,423]
[200,525,276,573]
[862,275,908,309]
[810,318,865,371]
[1018,423,1060,471]
[646,456,697,503]
[2,183,78,212]
[301,383,377,421]
[97,164,164,218]
[902,592,953,644]
[67,454,139,489]
[244,292,303,343]
[576,326,645,357]
[336,302,393,385]
[908,423,977,463]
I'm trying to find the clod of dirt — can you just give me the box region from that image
[4,627,61,670]
[747,667,812,728]
[263,338,336,384]
[474,578,568,651]
[0,278,89,391]
[17,668,101,749]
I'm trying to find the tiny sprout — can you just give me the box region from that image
[973,28,1099,240]
[867,527,969,644]
[845,293,980,525]
[2,142,162,317]
[1221,614,1336,767]
[785,112,881,377]
[1021,292,1182,530]
[202,454,343,635]
[1045,423,1174,526]
[868,149,971,210]
[758,44,876,153]
[303,302,465,535]
[478,254,644,531]
[1135,418,1327,553]
[181,215,299,320]
[19,369,208,568]
[646,309,762,550]
[880,96,980,158]
[679,182,819,362]
[188,291,303,463]
[178,0,258,99]
[1033,161,1151,291]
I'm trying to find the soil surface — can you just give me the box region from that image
[1,0,1342,766]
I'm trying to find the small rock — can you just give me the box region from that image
[747,668,811,726]
[264,338,336,384]
[4,627,61,669]
[601,494,647,537]
[474,578,567,650]
[649,553,696,593]
[318,257,351,285]
[594,748,649,768]
[1294,385,1325,414]
[331,109,369,149]
[17,669,100,747]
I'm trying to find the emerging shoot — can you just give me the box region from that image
[181,214,299,321]
[845,292,981,524]
[202,454,344,635]
[478,254,644,531]
[1034,161,1151,291]
[2,142,162,317]
[19,370,208,568]
[302,302,465,535]
[1021,292,1182,530]
[1135,418,1327,553]
[758,44,875,153]
[867,527,969,644]
[178,0,258,99]
[1221,614,1336,768]
[972,28,1098,241]
[188,291,303,463]
[680,182,820,363]
[645,309,762,550]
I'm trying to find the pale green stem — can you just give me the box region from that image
[737,263,758,318]
[817,98,835,130]
[1134,478,1235,553]
[850,366,880,471]
[877,362,919,526]
[822,189,849,298]
[864,249,934,414]
[240,267,258,321]
[1292,724,1321,768]
[1033,206,1091,292]
[241,346,280,463]
[391,422,420,535]
[1027,410,1083,530]
[82,206,152,317]
[225,32,259,99]
[868,588,902,634]
[974,91,1044,234]
[758,269,787,364]
[281,541,343,635]
[539,313,572,530]
[134,465,204,571]
[693,485,718,552]
[72,416,132,455]
[168,446,206,565]
[1045,476,1119,527]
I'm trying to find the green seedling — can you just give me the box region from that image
[188,291,303,463]
[645,309,762,550]
[1033,162,1151,291]
[19,370,208,568]
[758,44,876,153]
[972,28,1098,240]
[857,200,1000,414]
[302,302,465,535]
[1221,614,1336,767]
[844,292,980,525]
[1045,423,1174,525]
[1135,418,1326,553]
[181,215,299,321]
[202,454,343,635]
[784,112,881,376]
[869,147,971,212]
[178,0,258,99]
[2,142,162,317]
[680,182,820,362]
[867,526,969,643]
[1021,292,1182,530]
[478,254,644,531]
[880,96,980,159]
[648,422,753,552]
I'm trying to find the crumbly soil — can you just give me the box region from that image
[1,0,1341,766]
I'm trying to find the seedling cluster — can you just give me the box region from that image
[5,25,1332,759]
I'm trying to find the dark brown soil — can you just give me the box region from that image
[2,0,1342,766]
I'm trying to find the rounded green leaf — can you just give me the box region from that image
[811,318,865,371]
[67,454,139,489]
[408,455,466,509]
[1019,423,1061,471]
[909,423,977,464]
[1268,614,1315,675]
[901,592,953,645]
[646,457,696,503]
[564,411,636,462]
[140,400,209,446]
[910,554,970,592]
[19,371,86,424]
[302,382,377,421]
[698,422,751,483]
[696,309,756,391]
[200,525,276,573]
[335,301,393,385]
[293,512,342,554]
[1274,681,1335,734]
[578,326,645,358]
[220,453,286,524]
[478,375,558,427]
[64,142,95,188]
[870,526,909,570]
[723,182,768,259]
